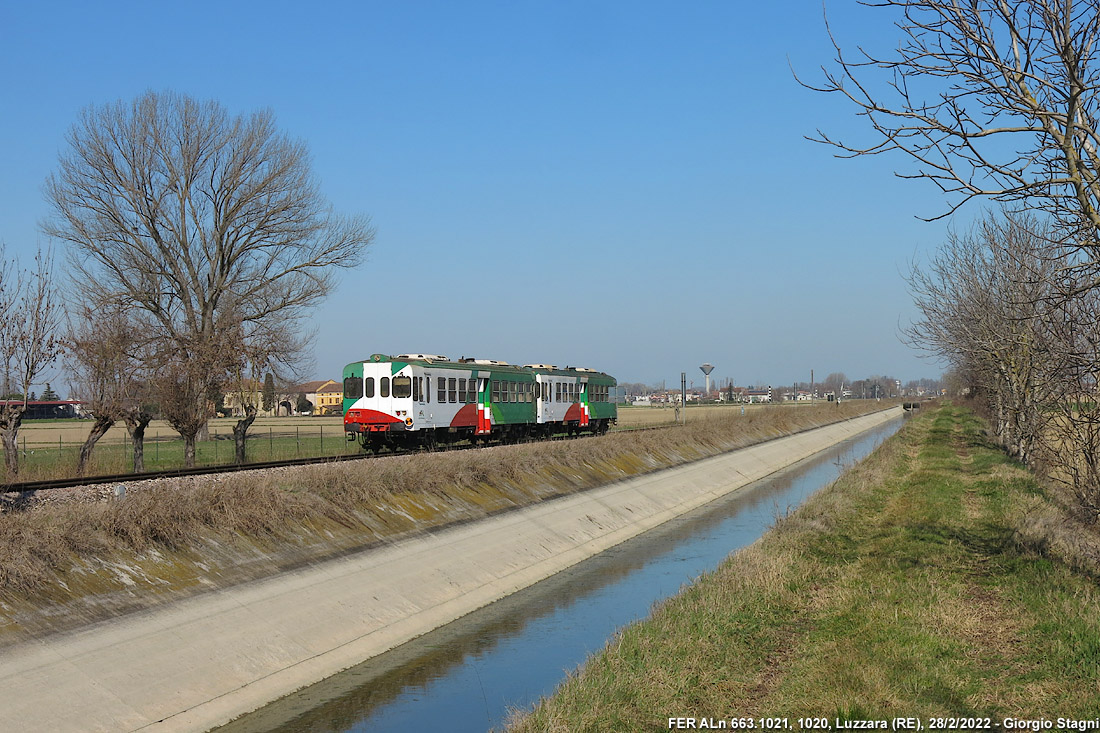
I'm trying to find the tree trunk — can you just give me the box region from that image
[0,408,25,477]
[0,425,17,477]
[183,433,197,468]
[123,411,153,473]
[78,416,115,476]
[232,405,258,465]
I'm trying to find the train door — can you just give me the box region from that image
[579,376,590,427]
[476,371,491,435]
[535,374,546,424]
[420,371,433,427]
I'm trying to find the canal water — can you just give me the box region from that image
[216,415,905,733]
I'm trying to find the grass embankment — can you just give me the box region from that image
[0,401,891,644]
[509,404,1100,730]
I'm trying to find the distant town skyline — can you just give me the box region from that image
[1,2,952,390]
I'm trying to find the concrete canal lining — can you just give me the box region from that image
[0,407,903,733]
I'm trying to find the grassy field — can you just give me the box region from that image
[508,404,1100,730]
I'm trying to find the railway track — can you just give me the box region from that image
[2,424,675,494]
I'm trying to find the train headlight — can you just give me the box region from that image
[405,417,413,426]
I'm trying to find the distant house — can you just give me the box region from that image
[291,379,343,415]
[314,380,343,414]
[222,379,264,417]
[745,388,772,404]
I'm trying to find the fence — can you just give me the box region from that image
[6,423,359,482]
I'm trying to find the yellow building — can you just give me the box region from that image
[293,379,343,415]
[314,380,343,415]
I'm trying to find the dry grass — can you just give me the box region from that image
[0,401,891,643]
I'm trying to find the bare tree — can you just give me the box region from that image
[803,1,1100,246]
[906,211,1063,463]
[66,305,158,475]
[223,324,309,464]
[823,372,848,397]
[43,91,374,467]
[0,249,62,477]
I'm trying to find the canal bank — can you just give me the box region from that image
[0,407,903,733]
[508,404,1100,729]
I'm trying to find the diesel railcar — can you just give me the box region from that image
[343,353,616,451]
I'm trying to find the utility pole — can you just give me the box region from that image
[681,372,687,424]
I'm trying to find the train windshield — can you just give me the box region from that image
[343,376,363,399]
[392,376,412,398]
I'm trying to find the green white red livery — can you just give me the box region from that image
[343,353,616,451]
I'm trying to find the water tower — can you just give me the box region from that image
[699,363,715,396]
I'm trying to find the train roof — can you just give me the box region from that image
[345,354,615,380]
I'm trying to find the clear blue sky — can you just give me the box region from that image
[0,1,959,392]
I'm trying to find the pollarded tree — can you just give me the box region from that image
[43,91,375,467]
[66,304,158,475]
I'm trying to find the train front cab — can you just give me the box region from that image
[343,360,416,450]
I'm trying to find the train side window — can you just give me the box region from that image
[468,379,478,403]
[437,376,445,402]
[491,380,499,402]
[458,378,466,403]
[365,377,375,399]
[392,376,411,398]
[448,377,457,402]
[413,377,421,402]
[380,377,390,398]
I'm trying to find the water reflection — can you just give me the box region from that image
[215,418,903,733]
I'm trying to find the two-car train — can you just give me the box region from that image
[343,353,617,451]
